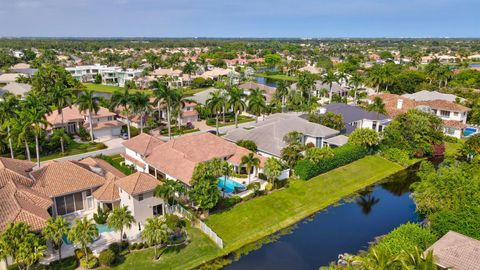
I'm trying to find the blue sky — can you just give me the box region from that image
[1,0,479,37]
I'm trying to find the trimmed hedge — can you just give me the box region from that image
[294,144,368,180]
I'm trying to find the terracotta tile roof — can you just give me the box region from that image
[46,105,115,126]
[31,161,105,197]
[122,133,164,156]
[426,231,480,270]
[443,120,467,129]
[0,157,36,184]
[145,132,264,185]
[92,174,120,202]
[116,172,161,196]
[121,153,146,168]
[79,157,126,178]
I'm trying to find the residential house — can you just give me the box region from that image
[425,231,480,270]
[320,103,391,134]
[238,81,277,103]
[0,82,31,98]
[46,105,124,140]
[122,132,267,186]
[66,64,142,87]
[224,113,344,158]
[290,81,350,98]
[0,73,23,84]
[402,90,465,103]
[369,93,470,138]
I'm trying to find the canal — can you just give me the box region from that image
[224,167,419,270]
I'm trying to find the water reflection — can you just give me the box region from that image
[356,193,380,215]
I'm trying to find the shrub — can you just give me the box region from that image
[376,223,437,254]
[137,242,144,249]
[129,243,137,250]
[122,126,139,137]
[429,206,480,240]
[294,144,368,180]
[108,242,121,254]
[78,127,90,141]
[120,240,129,250]
[74,247,92,260]
[48,256,78,270]
[99,249,116,267]
[380,147,411,167]
[236,140,257,152]
[95,143,107,150]
[222,196,242,208]
[93,206,109,225]
[79,255,98,269]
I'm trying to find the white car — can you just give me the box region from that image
[121,133,129,140]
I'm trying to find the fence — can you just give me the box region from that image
[166,204,224,249]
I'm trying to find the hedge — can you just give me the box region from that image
[294,144,368,180]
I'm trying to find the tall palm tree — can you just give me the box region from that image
[228,86,246,128]
[240,153,260,185]
[49,86,73,154]
[110,88,134,139]
[154,179,186,206]
[182,60,197,83]
[76,90,101,143]
[297,71,315,101]
[21,98,49,167]
[0,93,19,158]
[10,110,32,161]
[107,206,135,242]
[151,79,176,139]
[367,65,386,93]
[171,89,194,133]
[402,247,436,269]
[321,70,338,102]
[368,97,387,123]
[131,92,152,134]
[142,216,170,260]
[275,81,289,113]
[42,217,69,262]
[247,88,266,123]
[67,218,99,259]
[349,73,363,104]
[206,90,224,135]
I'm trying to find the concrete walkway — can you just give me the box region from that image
[53,138,125,161]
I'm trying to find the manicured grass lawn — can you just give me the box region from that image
[84,83,150,94]
[255,73,297,81]
[206,156,403,251]
[103,226,222,270]
[160,126,200,136]
[184,87,210,96]
[38,141,106,161]
[206,115,255,127]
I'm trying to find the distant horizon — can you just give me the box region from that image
[1,0,479,38]
[1,37,480,40]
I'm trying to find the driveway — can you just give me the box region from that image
[53,137,125,161]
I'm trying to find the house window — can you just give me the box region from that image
[55,190,86,216]
[440,110,450,118]
[372,121,377,131]
[453,112,459,117]
[444,127,456,135]
[138,193,144,201]
[153,204,163,216]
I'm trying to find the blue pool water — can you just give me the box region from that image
[218,177,246,194]
[464,127,477,137]
[62,224,113,245]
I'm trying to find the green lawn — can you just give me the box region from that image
[206,156,403,251]
[83,83,150,94]
[103,226,222,270]
[206,115,255,127]
[255,73,297,81]
[39,141,106,161]
[160,127,200,136]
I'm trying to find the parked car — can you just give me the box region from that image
[121,133,129,140]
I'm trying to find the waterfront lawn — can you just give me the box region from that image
[103,226,222,270]
[206,155,403,251]
[255,72,297,81]
[84,83,149,94]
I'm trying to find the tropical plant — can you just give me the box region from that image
[247,88,266,123]
[141,216,170,260]
[236,139,257,152]
[131,91,152,133]
[50,86,74,154]
[240,153,260,185]
[42,217,70,263]
[151,79,176,139]
[228,86,246,128]
[0,93,19,158]
[107,206,135,242]
[309,112,345,130]
[297,71,315,101]
[349,128,380,148]
[15,232,47,270]
[76,90,101,143]
[154,178,186,206]
[321,70,338,102]
[275,80,289,112]
[263,157,283,186]
[0,222,31,268]
[110,88,134,139]
[67,218,99,259]
[305,147,335,163]
[367,96,387,121]
[349,72,364,104]
[206,90,224,135]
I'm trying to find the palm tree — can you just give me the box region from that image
[358,247,403,270]
[275,81,289,113]
[0,222,31,269]
[50,86,73,154]
[356,194,380,214]
[368,97,387,123]
[16,233,46,270]
[0,93,19,158]
[110,88,134,139]
[76,90,101,143]
[247,88,266,123]
[171,89,194,133]
[349,73,363,104]
[321,70,338,102]
[151,79,176,139]
[182,60,197,82]
[367,65,385,93]
[21,99,49,167]
[206,90,224,135]
[107,206,135,242]
[240,153,260,185]
[67,217,99,258]
[42,217,70,262]
[402,247,436,269]
[297,71,315,101]
[131,92,152,134]
[228,86,246,128]
[10,111,32,161]
[142,216,170,260]
[154,179,186,206]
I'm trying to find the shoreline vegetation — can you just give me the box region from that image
[107,155,404,269]
[254,72,297,81]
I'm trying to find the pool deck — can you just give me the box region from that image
[221,176,267,198]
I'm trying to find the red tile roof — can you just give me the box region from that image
[116,172,161,196]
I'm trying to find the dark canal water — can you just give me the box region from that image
[224,168,419,270]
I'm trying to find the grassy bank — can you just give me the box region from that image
[98,155,403,269]
[255,72,297,81]
[206,155,403,251]
[83,83,209,96]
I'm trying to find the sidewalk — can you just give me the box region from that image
[53,138,125,161]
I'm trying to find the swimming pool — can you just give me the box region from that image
[218,177,246,194]
[464,127,478,137]
[62,224,113,245]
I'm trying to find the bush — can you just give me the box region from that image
[122,125,139,137]
[137,242,144,249]
[294,144,368,180]
[108,242,121,254]
[95,143,107,150]
[380,147,411,167]
[93,206,109,225]
[376,223,437,254]
[222,196,242,208]
[129,243,138,250]
[78,127,90,141]
[429,206,480,240]
[99,249,116,267]
[48,256,78,270]
[236,140,257,152]
[74,247,92,260]
[79,255,98,269]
